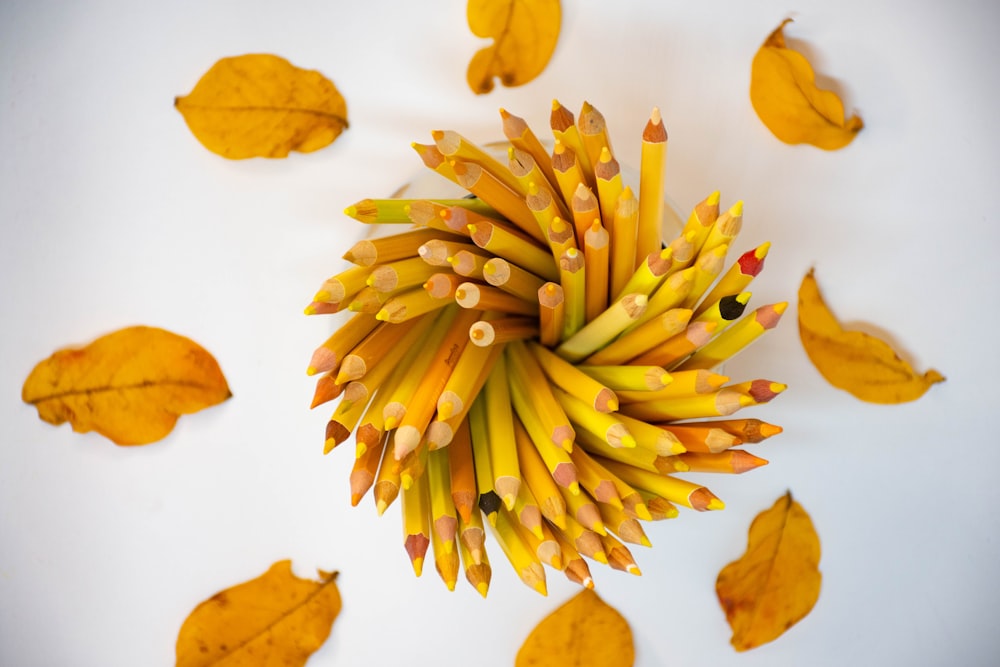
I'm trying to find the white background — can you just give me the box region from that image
[2,1,998,665]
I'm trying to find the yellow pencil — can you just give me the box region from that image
[457,513,491,597]
[433,129,526,195]
[394,307,482,459]
[562,514,607,564]
[500,107,559,191]
[637,106,667,264]
[674,302,787,371]
[410,142,459,184]
[490,508,547,595]
[506,340,575,451]
[598,501,651,548]
[601,532,642,576]
[513,416,568,529]
[596,456,725,512]
[307,311,380,375]
[537,281,566,348]
[376,286,455,323]
[609,186,639,298]
[626,266,695,330]
[701,200,743,255]
[577,101,613,179]
[417,238,483,267]
[618,387,754,422]
[367,256,441,294]
[551,386,634,449]
[566,445,624,509]
[508,385,580,493]
[469,316,539,347]
[455,282,539,317]
[679,242,729,309]
[423,272,463,300]
[512,478,545,539]
[382,305,462,432]
[576,364,671,391]
[695,242,770,317]
[447,418,478,524]
[557,481,606,535]
[628,320,717,368]
[467,220,559,281]
[555,293,648,363]
[402,469,431,576]
[350,428,386,507]
[673,450,769,474]
[559,247,587,339]
[594,146,623,232]
[426,447,458,553]
[344,227,449,267]
[458,501,488,566]
[584,219,610,322]
[678,191,721,257]
[453,159,543,243]
[435,336,502,421]
[570,182,601,247]
[528,341,618,413]
[582,307,692,366]
[468,395,502,526]
[615,369,730,403]
[483,354,521,510]
[551,99,594,187]
[551,139,588,210]
[550,524,594,589]
[310,264,372,308]
[483,257,545,302]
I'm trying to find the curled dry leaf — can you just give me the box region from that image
[176,560,341,667]
[716,491,821,652]
[516,588,634,667]
[750,19,863,150]
[798,269,945,403]
[22,326,231,445]
[175,53,348,159]
[466,0,561,94]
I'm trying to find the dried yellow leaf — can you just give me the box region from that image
[176,560,341,667]
[750,19,863,150]
[466,0,561,95]
[516,588,634,667]
[175,54,348,159]
[798,269,945,403]
[716,491,821,652]
[22,326,231,445]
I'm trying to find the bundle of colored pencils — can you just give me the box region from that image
[306,101,786,597]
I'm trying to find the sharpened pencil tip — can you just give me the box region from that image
[707,498,725,511]
[476,582,489,598]
[583,577,595,589]
[305,366,318,376]
[323,438,336,455]
[411,558,424,577]
[640,535,652,548]
[376,499,388,516]
[594,551,609,565]
[627,564,642,576]
[568,482,580,495]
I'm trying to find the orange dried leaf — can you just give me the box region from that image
[466,0,561,95]
[175,54,348,159]
[798,269,945,403]
[22,326,231,445]
[516,588,634,667]
[176,560,341,667]
[716,491,821,652]
[750,19,863,150]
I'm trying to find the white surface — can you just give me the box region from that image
[2,1,998,665]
